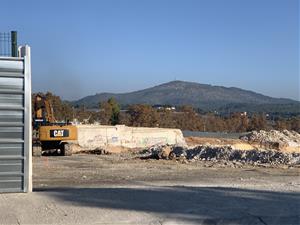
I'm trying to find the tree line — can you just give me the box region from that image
[99,100,299,132]
[36,92,300,132]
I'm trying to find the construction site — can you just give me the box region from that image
[21,128,300,224]
[0,21,299,225]
[3,116,300,224]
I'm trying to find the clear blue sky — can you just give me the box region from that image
[1,0,299,100]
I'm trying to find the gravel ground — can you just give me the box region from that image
[0,154,300,225]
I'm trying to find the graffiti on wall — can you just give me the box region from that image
[136,137,172,146]
[87,135,105,144]
[111,136,119,143]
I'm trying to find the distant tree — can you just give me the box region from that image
[108,98,120,125]
[225,113,249,132]
[127,104,159,127]
[290,117,300,132]
[248,113,267,131]
[99,98,120,125]
[206,114,226,132]
[158,109,177,128]
[42,92,73,121]
[74,105,94,123]
[119,111,131,125]
[239,114,249,132]
[99,102,111,125]
[175,105,203,131]
[274,117,288,131]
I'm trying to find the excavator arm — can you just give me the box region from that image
[33,94,56,127]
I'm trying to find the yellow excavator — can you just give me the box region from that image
[32,94,78,156]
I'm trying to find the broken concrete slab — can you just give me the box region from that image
[76,125,187,151]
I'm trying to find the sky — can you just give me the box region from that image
[1,0,299,100]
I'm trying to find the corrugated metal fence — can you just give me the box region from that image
[0,46,32,192]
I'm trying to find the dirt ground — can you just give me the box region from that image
[28,155,300,224]
[33,153,299,189]
[1,154,299,225]
[185,137,255,150]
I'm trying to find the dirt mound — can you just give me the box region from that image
[142,145,300,166]
[240,130,300,152]
[185,137,255,150]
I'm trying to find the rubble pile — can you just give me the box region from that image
[240,130,300,150]
[143,145,300,166]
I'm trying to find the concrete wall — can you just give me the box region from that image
[76,125,187,150]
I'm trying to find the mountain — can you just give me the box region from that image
[72,81,300,113]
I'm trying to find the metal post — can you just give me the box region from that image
[11,31,17,57]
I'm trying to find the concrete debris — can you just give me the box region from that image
[240,130,300,150]
[80,147,110,155]
[159,145,172,159]
[140,145,173,159]
[142,145,300,166]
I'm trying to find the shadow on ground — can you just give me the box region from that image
[35,186,300,225]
